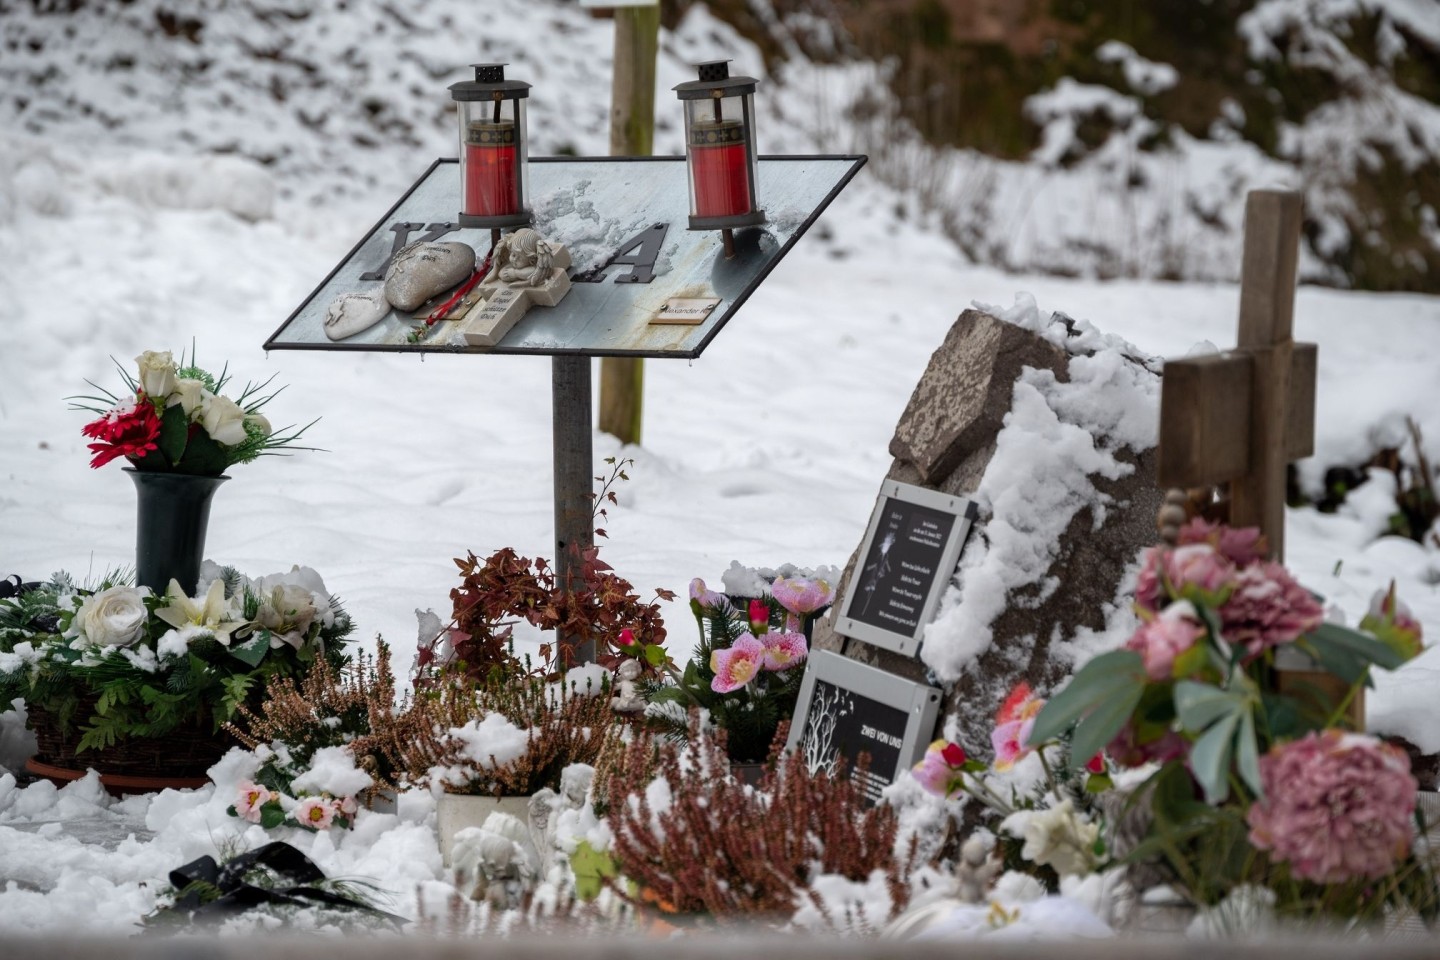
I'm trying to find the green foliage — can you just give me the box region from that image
[0,573,355,753]
[1029,649,1146,768]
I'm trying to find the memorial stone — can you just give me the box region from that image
[813,308,1166,750]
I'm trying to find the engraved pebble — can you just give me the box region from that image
[322,290,391,341]
[383,241,476,312]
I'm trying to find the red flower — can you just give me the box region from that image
[617,627,637,648]
[81,398,161,469]
[748,598,769,633]
[1085,753,1106,774]
[941,742,967,767]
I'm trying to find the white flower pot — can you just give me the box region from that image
[436,792,532,867]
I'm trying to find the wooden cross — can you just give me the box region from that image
[1157,190,1317,562]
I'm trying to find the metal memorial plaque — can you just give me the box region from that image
[786,650,942,805]
[653,297,720,325]
[833,480,978,658]
[265,156,865,359]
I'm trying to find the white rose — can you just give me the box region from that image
[136,351,178,402]
[65,585,150,647]
[201,393,249,446]
[173,378,208,417]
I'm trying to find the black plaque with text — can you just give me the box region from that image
[787,650,942,804]
[834,480,977,657]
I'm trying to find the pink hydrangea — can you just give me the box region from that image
[1220,561,1324,657]
[913,740,968,799]
[295,796,337,831]
[1125,604,1206,681]
[234,780,275,823]
[1179,518,1267,567]
[770,576,835,616]
[1247,731,1415,884]
[711,634,766,693]
[759,631,808,672]
[1136,542,1237,613]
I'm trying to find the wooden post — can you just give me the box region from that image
[597,3,659,446]
[1229,190,1304,561]
[1156,190,1313,563]
[553,355,596,665]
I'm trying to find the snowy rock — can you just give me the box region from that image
[383,241,476,312]
[814,307,1164,751]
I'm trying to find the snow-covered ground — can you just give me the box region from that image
[1,0,1439,937]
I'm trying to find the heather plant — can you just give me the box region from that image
[603,720,916,923]
[378,668,615,797]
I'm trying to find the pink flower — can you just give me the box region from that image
[234,780,275,823]
[1124,603,1206,680]
[770,577,835,616]
[295,796,336,831]
[616,628,637,649]
[1179,518,1267,567]
[992,683,1044,769]
[1164,543,1238,605]
[339,795,358,816]
[1220,561,1324,657]
[759,631,808,672]
[688,578,731,612]
[912,740,968,799]
[1247,731,1415,884]
[711,635,766,693]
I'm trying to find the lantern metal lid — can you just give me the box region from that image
[672,60,759,99]
[449,63,532,102]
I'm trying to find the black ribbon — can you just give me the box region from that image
[0,576,40,600]
[164,841,407,927]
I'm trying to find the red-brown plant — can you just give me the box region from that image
[604,721,916,922]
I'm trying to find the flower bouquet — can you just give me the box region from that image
[73,349,313,475]
[641,574,833,764]
[1018,519,1435,925]
[0,563,353,780]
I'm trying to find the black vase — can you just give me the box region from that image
[126,469,228,596]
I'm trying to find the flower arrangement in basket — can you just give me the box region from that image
[73,348,314,475]
[938,518,1438,926]
[640,574,833,764]
[0,564,354,777]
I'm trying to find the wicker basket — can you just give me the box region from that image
[27,699,239,779]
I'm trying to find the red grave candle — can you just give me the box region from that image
[463,121,519,218]
[690,119,752,219]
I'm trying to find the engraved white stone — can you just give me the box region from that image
[383,241,476,312]
[322,290,391,341]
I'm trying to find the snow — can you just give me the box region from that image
[0,0,1438,939]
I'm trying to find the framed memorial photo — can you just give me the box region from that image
[833,479,978,657]
[785,650,942,805]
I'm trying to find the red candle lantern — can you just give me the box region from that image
[449,63,532,229]
[674,61,765,234]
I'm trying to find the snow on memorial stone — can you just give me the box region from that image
[812,305,1165,751]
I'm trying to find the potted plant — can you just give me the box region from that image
[0,563,354,789]
[640,573,833,772]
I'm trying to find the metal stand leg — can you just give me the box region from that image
[552,355,595,664]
